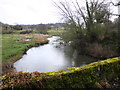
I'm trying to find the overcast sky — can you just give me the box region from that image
[0,0,119,25]
[0,0,61,25]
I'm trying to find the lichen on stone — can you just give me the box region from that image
[1,57,120,89]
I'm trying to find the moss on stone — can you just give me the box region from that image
[1,57,120,89]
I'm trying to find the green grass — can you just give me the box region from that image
[47,30,66,35]
[2,34,36,63]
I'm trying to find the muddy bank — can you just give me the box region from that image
[2,63,15,75]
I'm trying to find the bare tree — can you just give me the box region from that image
[54,0,111,41]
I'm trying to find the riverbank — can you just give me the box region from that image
[1,57,120,89]
[2,34,51,75]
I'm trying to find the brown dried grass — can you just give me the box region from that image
[17,34,51,43]
[87,43,116,58]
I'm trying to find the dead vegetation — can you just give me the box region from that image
[87,43,117,58]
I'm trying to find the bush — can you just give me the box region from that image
[87,43,117,59]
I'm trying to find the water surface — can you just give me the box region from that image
[14,36,97,72]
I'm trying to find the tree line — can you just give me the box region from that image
[1,22,64,34]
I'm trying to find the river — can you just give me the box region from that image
[14,36,97,73]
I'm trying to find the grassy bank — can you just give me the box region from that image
[2,34,50,74]
[1,57,120,89]
[47,30,65,36]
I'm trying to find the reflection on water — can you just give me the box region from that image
[14,36,97,73]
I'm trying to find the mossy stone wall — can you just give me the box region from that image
[1,57,120,88]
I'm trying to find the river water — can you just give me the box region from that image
[14,36,97,73]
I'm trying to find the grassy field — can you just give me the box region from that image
[2,34,50,74]
[2,34,36,63]
[47,30,65,35]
